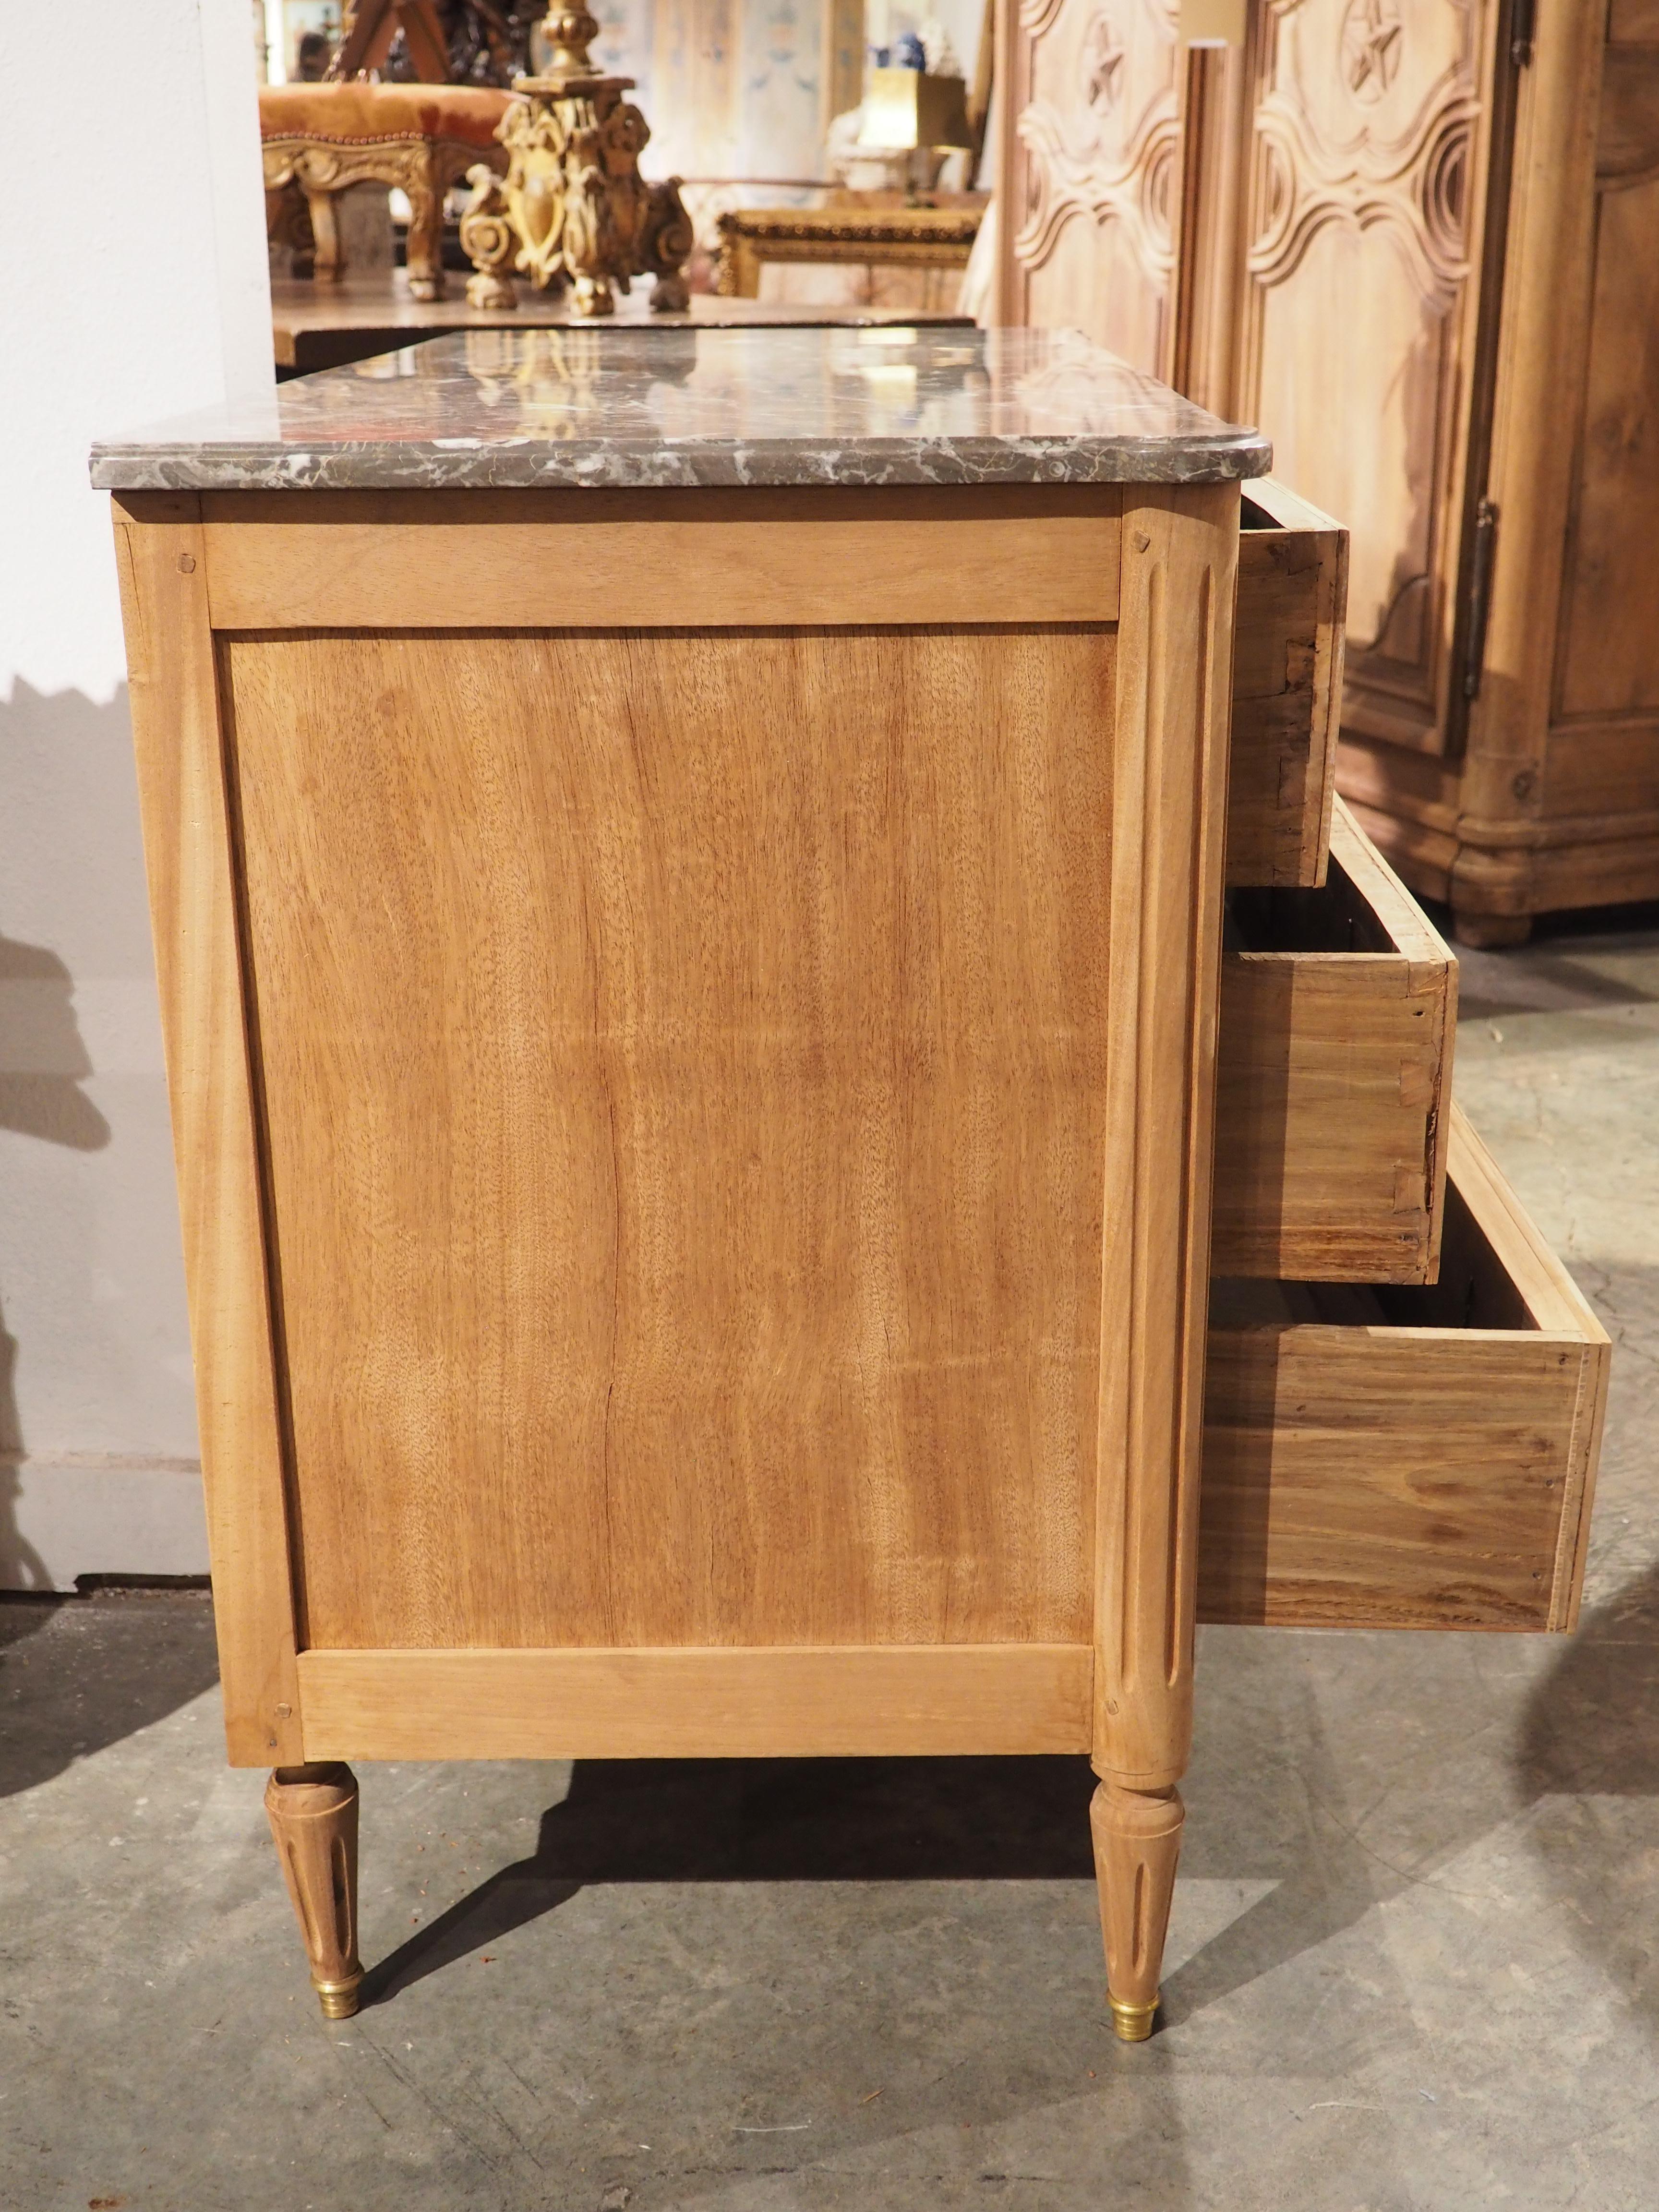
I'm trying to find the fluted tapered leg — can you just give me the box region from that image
[264,1762,363,2019]
[1090,1780,1184,2041]
[1091,490,1236,2044]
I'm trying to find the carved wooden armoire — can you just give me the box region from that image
[997,0,1659,943]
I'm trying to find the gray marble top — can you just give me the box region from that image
[91,325,1270,492]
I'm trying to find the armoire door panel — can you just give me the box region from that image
[1252,216,1448,671]
[1557,52,1659,720]
[1239,0,1495,748]
[1005,0,1182,370]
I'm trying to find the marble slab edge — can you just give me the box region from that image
[91,432,1273,493]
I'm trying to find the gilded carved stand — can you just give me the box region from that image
[460,4,691,316]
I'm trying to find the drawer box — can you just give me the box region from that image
[1212,797,1456,1284]
[1224,476,1347,889]
[1199,1107,1609,1634]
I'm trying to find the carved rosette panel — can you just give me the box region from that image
[1241,0,1491,712]
[1010,0,1182,369]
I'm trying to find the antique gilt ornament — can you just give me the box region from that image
[459,3,692,316]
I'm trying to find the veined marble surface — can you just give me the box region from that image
[91,325,1270,491]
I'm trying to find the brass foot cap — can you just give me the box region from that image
[313,1972,364,2021]
[1109,1995,1158,2043]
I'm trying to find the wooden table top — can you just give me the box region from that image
[272,273,973,377]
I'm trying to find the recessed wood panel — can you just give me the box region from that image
[224,625,1113,1653]
[297,1644,1095,1759]
[1558,169,1659,719]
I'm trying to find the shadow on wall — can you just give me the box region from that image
[0,928,114,1597]
[0,933,113,1152]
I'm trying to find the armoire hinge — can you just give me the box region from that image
[1510,0,1536,67]
[1462,498,1500,702]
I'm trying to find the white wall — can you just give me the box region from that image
[0,2,273,1587]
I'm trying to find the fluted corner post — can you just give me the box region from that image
[265,1762,364,2019]
[1092,484,1239,2040]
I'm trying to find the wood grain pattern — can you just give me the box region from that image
[200,487,1123,630]
[297,1644,1094,1758]
[1094,484,1236,1786]
[1201,1108,1610,1633]
[222,624,1114,1652]
[110,495,303,1767]
[1225,477,1347,889]
[1213,797,1455,1281]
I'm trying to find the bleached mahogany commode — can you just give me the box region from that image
[92,326,1604,2041]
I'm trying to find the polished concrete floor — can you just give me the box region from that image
[3,913,1657,2211]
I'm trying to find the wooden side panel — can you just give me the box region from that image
[1237,0,1500,757]
[1213,799,1455,1282]
[223,625,1114,1652]
[199,488,1124,631]
[1094,484,1237,1784]
[110,498,303,1766]
[1199,1110,1609,1632]
[998,0,1180,371]
[298,1644,1095,1759]
[1224,479,1347,887]
[1444,1110,1610,1631]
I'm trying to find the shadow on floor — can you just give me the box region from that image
[361,1752,1099,2006]
[1515,1557,1659,2035]
[1150,1556,1659,2037]
[359,1552,1659,2032]
[0,1588,220,1802]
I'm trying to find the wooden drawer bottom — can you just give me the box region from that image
[1199,1108,1608,1633]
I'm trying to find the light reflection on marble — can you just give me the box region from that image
[91,325,1270,491]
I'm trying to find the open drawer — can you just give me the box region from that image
[1212,796,1456,1284]
[1224,475,1347,890]
[1198,1107,1609,1634]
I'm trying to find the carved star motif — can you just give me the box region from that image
[1340,0,1403,104]
[1083,11,1126,116]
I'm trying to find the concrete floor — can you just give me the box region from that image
[3,913,1657,2212]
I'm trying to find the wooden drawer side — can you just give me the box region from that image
[1211,798,1456,1283]
[1199,1109,1610,1633]
[1224,477,1348,890]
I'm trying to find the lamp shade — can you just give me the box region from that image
[857,68,974,152]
